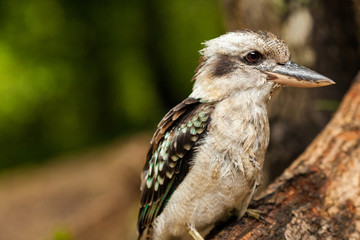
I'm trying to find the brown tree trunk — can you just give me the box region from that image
[206,72,360,240]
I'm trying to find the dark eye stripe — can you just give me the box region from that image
[212,54,237,77]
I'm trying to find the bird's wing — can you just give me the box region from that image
[137,98,213,236]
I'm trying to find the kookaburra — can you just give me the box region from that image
[137,30,334,240]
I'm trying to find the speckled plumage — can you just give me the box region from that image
[138,30,334,240]
[138,99,214,233]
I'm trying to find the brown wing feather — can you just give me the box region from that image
[137,98,213,238]
[151,98,199,148]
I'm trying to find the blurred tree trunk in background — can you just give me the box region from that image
[207,72,360,239]
[221,0,360,185]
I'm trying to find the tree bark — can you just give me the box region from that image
[206,72,360,240]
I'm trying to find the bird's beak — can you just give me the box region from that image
[261,61,335,88]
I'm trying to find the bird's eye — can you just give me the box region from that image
[245,51,262,63]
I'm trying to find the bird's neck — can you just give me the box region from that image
[190,71,277,104]
[214,90,271,127]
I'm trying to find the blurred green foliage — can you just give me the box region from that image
[0,0,224,169]
[53,228,73,240]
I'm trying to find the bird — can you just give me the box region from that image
[137,30,335,240]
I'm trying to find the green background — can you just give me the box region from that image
[0,0,224,169]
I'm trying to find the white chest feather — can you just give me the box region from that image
[152,93,270,240]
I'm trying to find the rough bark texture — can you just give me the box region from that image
[206,72,360,240]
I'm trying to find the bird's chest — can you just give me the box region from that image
[203,99,270,177]
[189,101,269,205]
[184,105,269,218]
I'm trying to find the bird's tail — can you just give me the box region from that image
[146,226,153,240]
[138,225,153,240]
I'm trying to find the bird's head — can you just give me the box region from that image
[190,30,335,102]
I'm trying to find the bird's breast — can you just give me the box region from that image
[202,96,270,179]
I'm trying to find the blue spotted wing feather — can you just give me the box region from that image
[137,98,213,238]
